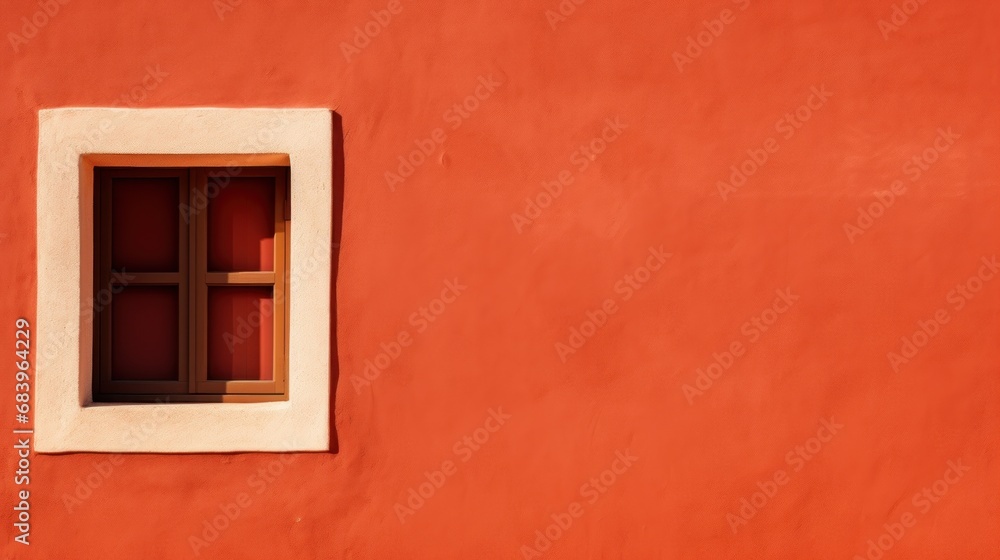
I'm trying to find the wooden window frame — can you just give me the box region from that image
[93,166,290,403]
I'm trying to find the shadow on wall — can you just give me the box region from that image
[328,111,344,454]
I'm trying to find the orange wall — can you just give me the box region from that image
[2,0,999,558]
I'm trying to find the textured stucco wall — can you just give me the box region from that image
[1,0,998,558]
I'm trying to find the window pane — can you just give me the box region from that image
[111,177,180,272]
[207,176,275,272]
[111,286,179,381]
[207,286,274,381]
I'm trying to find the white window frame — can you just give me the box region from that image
[35,108,332,452]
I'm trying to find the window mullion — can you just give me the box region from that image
[189,168,203,395]
[176,169,190,396]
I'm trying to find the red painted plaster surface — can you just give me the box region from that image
[1,0,999,558]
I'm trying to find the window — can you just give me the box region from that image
[93,166,289,402]
[36,108,332,452]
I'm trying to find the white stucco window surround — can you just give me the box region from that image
[36,108,332,453]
